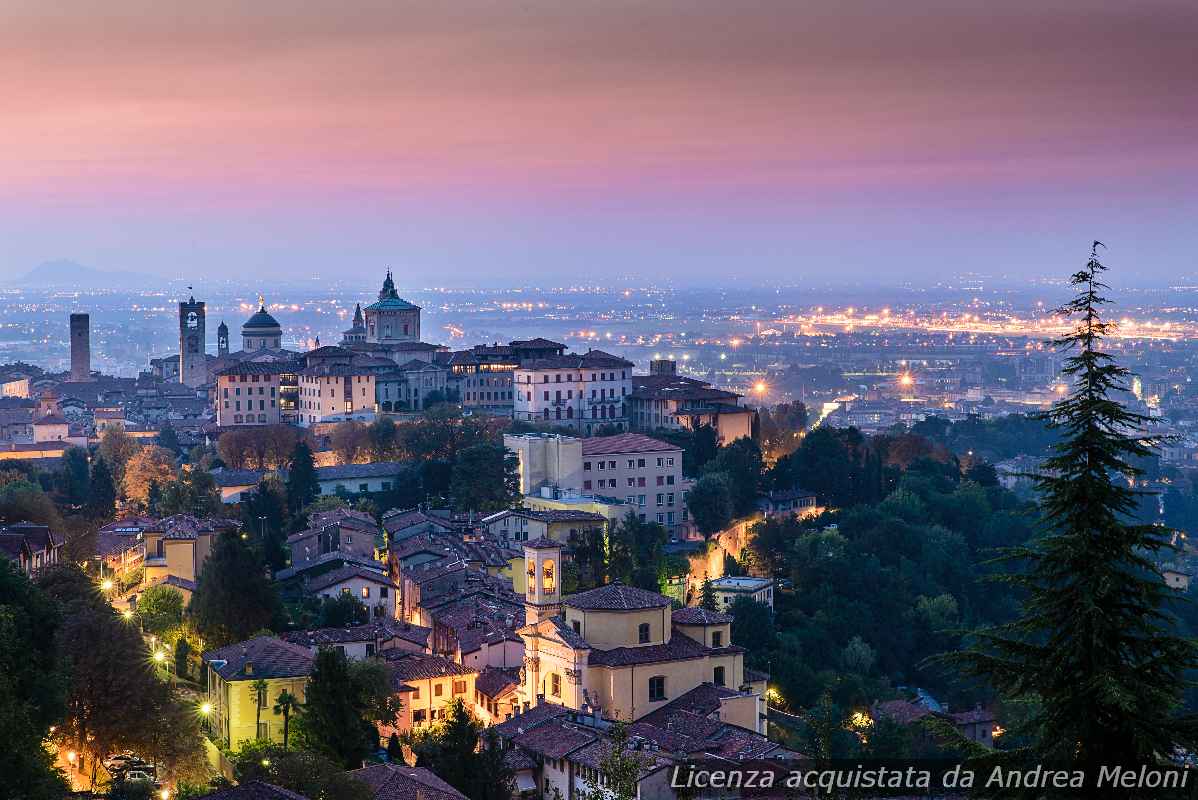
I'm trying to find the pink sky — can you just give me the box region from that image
[2,0,1196,284]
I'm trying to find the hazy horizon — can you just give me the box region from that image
[2,1,1195,287]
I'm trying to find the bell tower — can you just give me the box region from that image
[217,321,229,357]
[179,295,208,388]
[523,537,562,625]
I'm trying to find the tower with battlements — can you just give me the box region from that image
[179,296,208,388]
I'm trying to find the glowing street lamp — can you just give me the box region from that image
[153,650,166,663]
[121,609,134,621]
[101,579,114,592]
[200,702,212,716]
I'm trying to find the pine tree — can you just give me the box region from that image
[699,577,717,611]
[87,456,117,518]
[942,244,1198,778]
[190,530,281,647]
[285,441,320,514]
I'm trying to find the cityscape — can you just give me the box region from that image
[3,2,1198,800]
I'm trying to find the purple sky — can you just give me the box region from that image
[1,0,1196,287]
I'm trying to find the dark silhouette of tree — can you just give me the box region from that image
[687,473,734,537]
[286,440,321,514]
[87,456,117,518]
[942,243,1198,774]
[191,531,281,647]
[449,443,519,512]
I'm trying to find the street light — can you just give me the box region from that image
[101,579,114,592]
[200,702,212,716]
[154,650,166,663]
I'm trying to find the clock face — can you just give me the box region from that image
[187,311,199,329]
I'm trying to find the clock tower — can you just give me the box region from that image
[179,296,207,388]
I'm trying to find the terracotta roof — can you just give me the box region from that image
[587,629,712,667]
[565,582,671,611]
[281,619,430,649]
[523,536,560,550]
[672,607,733,625]
[512,719,598,760]
[581,433,680,456]
[202,636,315,681]
[161,575,197,592]
[517,350,632,370]
[347,764,467,800]
[306,564,397,593]
[642,683,739,724]
[315,462,409,481]
[197,780,311,800]
[475,666,520,698]
[383,651,474,685]
[873,699,935,725]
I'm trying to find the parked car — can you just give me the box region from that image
[121,770,160,788]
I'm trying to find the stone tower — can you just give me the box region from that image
[69,313,92,382]
[523,537,562,625]
[217,321,229,357]
[178,296,208,388]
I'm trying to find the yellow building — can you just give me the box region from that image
[516,538,764,732]
[377,651,477,736]
[202,636,314,748]
[142,515,229,586]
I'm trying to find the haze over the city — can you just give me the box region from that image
[2,0,1197,287]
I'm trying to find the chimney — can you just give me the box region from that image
[69,314,92,382]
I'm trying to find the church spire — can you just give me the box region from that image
[378,270,399,300]
[353,303,363,327]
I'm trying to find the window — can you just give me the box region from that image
[361,586,371,598]
[649,676,666,702]
[453,680,467,694]
[583,461,591,471]
[550,673,561,697]
[638,622,650,643]
[656,493,664,506]
[413,710,426,723]
[712,631,723,647]
[412,686,421,699]
[572,620,581,634]
[434,683,443,697]
[714,666,725,686]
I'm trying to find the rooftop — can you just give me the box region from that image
[348,764,467,800]
[672,607,733,625]
[202,636,315,681]
[581,433,680,456]
[565,581,672,612]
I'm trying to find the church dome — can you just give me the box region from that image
[242,296,282,332]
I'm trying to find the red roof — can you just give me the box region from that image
[581,433,680,456]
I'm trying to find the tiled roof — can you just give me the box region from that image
[0,522,60,552]
[873,699,934,725]
[281,619,430,649]
[305,564,397,593]
[586,629,711,667]
[210,468,266,487]
[383,652,474,685]
[546,617,590,650]
[161,575,197,592]
[642,683,739,724]
[523,536,560,550]
[512,719,598,760]
[518,350,633,370]
[510,337,567,350]
[309,508,378,531]
[565,582,671,611]
[494,702,570,737]
[197,780,311,800]
[215,362,293,377]
[475,666,520,698]
[581,433,680,456]
[315,462,409,481]
[348,764,467,800]
[202,636,315,681]
[672,607,733,625]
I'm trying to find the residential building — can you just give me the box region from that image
[376,360,448,412]
[0,523,63,575]
[305,564,399,619]
[756,488,819,518]
[347,764,469,800]
[629,368,753,445]
[504,433,584,495]
[512,350,633,435]
[215,362,288,427]
[287,508,379,567]
[202,636,314,747]
[142,515,235,586]
[314,462,411,496]
[581,433,685,531]
[281,618,431,661]
[297,364,376,426]
[378,651,477,734]
[709,576,774,611]
[480,508,606,547]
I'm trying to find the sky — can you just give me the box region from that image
[1,0,1196,288]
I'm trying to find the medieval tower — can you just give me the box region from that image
[179,296,207,388]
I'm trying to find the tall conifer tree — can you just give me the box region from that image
[945,243,1198,782]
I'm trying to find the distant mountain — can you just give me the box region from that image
[5,259,156,288]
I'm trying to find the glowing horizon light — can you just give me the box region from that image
[754,381,767,395]
[899,373,914,387]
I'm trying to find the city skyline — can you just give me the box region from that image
[2,0,1196,287]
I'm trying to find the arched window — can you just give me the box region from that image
[542,559,556,593]
[638,622,650,643]
[713,666,726,687]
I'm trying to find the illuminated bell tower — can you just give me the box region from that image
[217,321,229,357]
[523,537,562,625]
[179,296,208,388]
